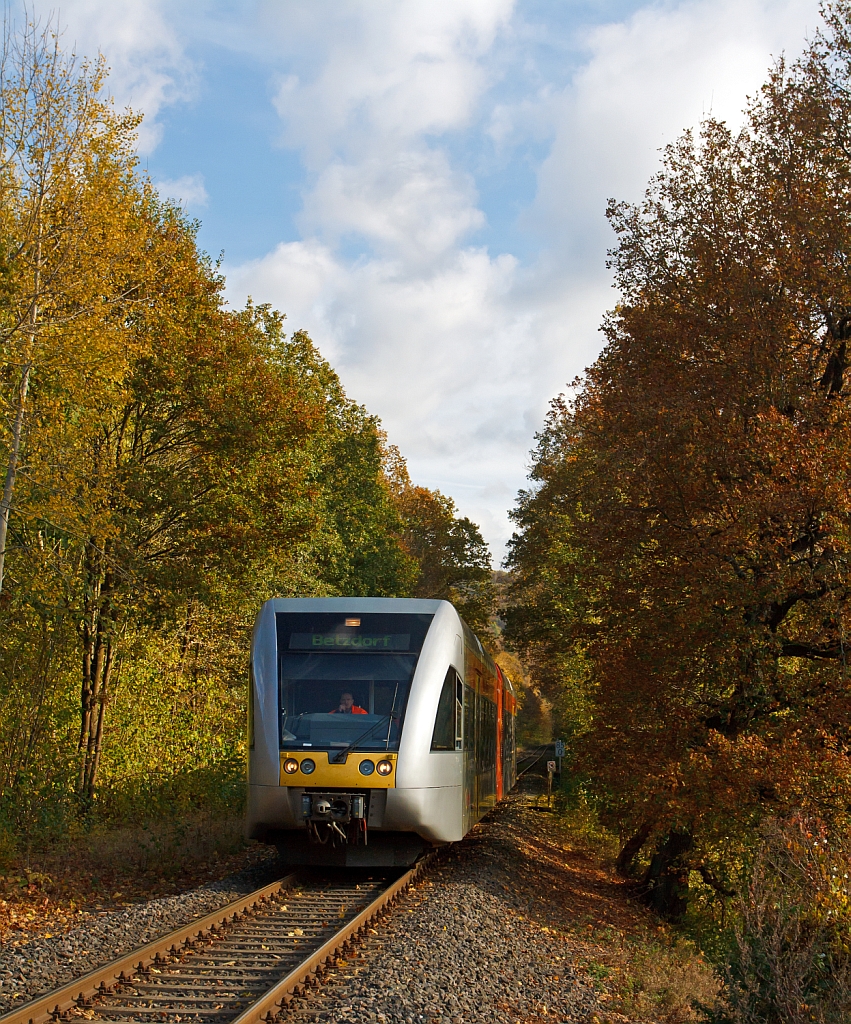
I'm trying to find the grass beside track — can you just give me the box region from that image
[0,814,269,945]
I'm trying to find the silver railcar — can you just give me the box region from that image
[246,597,517,866]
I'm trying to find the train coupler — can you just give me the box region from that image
[302,791,370,845]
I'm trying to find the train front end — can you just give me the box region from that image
[246,597,464,867]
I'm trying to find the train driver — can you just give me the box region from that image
[331,691,368,714]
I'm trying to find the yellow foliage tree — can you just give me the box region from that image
[0,17,144,593]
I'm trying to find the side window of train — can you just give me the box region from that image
[475,693,491,770]
[430,667,458,750]
[464,684,475,752]
[455,676,463,750]
[248,662,255,750]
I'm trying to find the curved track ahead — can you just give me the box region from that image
[1,863,427,1024]
[515,744,550,778]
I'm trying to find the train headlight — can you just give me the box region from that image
[359,759,375,776]
[300,758,316,775]
[283,758,299,774]
[376,760,393,776]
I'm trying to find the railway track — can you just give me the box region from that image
[2,861,428,1024]
[515,744,550,777]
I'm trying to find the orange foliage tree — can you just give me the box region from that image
[507,1,851,916]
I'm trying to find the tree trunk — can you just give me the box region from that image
[616,820,654,876]
[78,542,101,758]
[78,544,117,801]
[78,628,115,800]
[0,239,41,596]
[84,647,114,800]
[0,358,33,593]
[642,829,693,920]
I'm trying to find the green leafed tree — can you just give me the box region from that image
[0,17,496,843]
[390,464,494,634]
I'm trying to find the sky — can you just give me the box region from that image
[24,0,823,559]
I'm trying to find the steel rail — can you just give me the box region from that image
[2,858,429,1024]
[229,857,427,1024]
[0,875,300,1024]
[515,744,550,778]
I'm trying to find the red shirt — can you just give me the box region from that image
[331,705,368,714]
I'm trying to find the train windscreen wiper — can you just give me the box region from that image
[330,714,398,764]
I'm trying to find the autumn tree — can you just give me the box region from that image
[389,462,494,633]
[275,329,418,599]
[0,17,497,836]
[507,0,851,917]
[70,285,328,797]
[0,17,143,594]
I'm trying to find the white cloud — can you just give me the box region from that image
[530,0,819,258]
[302,152,484,263]
[25,0,195,152]
[226,232,606,558]
[259,0,515,277]
[267,0,515,163]
[156,173,209,209]
[226,0,821,557]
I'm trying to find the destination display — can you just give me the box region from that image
[288,633,411,651]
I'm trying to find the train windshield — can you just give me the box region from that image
[276,612,433,752]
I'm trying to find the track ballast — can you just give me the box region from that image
[1,864,427,1024]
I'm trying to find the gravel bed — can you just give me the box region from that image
[285,799,603,1023]
[0,852,282,1013]
[1,799,610,1022]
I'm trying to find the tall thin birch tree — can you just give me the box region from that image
[0,15,141,594]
